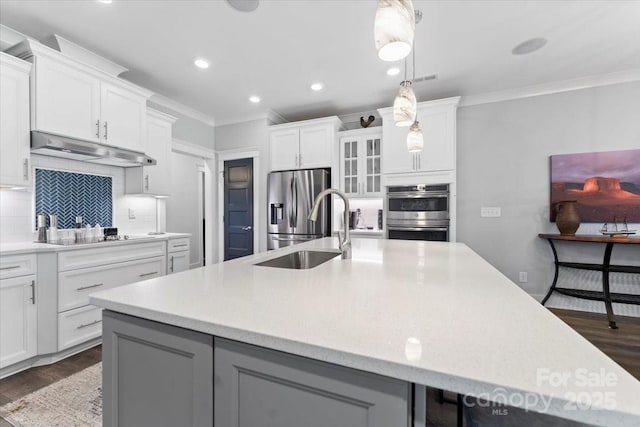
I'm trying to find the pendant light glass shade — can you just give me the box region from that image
[374,0,415,62]
[393,81,417,127]
[407,121,423,152]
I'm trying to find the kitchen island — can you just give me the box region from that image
[90,238,640,426]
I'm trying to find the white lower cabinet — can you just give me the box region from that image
[167,238,190,274]
[57,242,167,351]
[58,256,165,312]
[0,253,37,369]
[58,305,103,351]
[0,275,37,368]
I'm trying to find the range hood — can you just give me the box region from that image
[31,131,156,167]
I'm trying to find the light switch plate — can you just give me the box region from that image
[519,272,528,283]
[481,207,501,217]
[128,208,136,219]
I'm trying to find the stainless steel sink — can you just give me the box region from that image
[255,250,341,269]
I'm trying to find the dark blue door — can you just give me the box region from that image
[224,158,254,260]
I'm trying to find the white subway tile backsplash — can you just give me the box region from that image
[0,155,161,243]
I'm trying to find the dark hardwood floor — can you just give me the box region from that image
[0,309,638,426]
[0,345,101,426]
[550,308,640,380]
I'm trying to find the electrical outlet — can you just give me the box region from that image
[480,207,501,218]
[519,272,528,283]
[128,208,136,219]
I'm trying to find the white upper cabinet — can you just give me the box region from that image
[33,55,102,142]
[11,40,152,152]
[100,82,147,152]
[125,108,177,196]
[339,127,382,198]
[379,97,459,180]
[0,53,31,187]
[269,117,342,172]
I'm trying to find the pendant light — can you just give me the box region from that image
[406,14,423,152]
[374,0,415,62]
[406,121,423,152]
[392,58,417,126]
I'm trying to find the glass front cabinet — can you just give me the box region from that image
[339,128,382,198]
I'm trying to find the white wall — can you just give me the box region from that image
[147,101,215,150]
[0,154,158,242]
[166,151,205,267]
[456,81,640,316]
[214,118,269,253]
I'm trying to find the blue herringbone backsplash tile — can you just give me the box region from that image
[35,169,113,228]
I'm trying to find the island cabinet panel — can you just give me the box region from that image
[215,337,410,427]
[102,311,213,427]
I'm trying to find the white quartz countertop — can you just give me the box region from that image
[90,238,640,426]
[0,232,190,255]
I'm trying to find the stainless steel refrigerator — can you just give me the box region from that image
[267,169,330,250]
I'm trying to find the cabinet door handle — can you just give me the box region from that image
[172,244,188,248]
[77,283,104,291]
[298,154,302,167]
[418,154,421,170]
[145,174,149,191]
[103,121,108,140]
[139,271,158,277]
[170,256,174,273]
[30,280,35,304]
[0,265,20,270]
[294,154,298,168]
[96,120,100,138]
[23,158,29,181]
[77,319,102,330]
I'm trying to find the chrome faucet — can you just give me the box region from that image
[308,188,351,259]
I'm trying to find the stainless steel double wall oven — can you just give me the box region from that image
[386,184,450,241]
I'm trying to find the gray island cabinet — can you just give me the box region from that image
[102,310,410,427]
[91,238,640,427]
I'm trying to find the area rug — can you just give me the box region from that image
[0,362,102,427]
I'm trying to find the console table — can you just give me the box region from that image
[538,234,640,329]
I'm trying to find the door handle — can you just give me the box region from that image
[145,174,149,191]
[170,255,174,273]
[77,320,102,330]
[139,271,158,277]
[96,120,100,139]
[30,280,35,304]
[103,121,108,140]
[76,283,104,291]
[242,226,253,231]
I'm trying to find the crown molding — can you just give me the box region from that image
[0,51,31,72]
[214,109,288,128]
[172,138,215,159]
[147,107,178,124]
[459,69,640,108]
[0,24,27,51]
[149,93,216,127]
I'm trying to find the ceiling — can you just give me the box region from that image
[1,1,639,126]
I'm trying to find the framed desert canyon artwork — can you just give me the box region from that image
[550,149,640,223]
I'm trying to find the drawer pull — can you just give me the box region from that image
[30,280,35,304]
[77,283,104,291]
[139,271,158,277]
[77,319,102,330]
[172,244,188,248]
[0,265,20,270]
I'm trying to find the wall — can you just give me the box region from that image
[147,101,215,150]
[456,81,640,315]
[166,151,204,267]
[0,154,158,242]
[214,118,269,254]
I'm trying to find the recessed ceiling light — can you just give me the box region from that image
[226,0,259,12]
[512,38,547,55]
[249,96,261,103]
[193,58,210,69]
[386,67,400,76]
[310,83,323,91]
[97,0,112,3]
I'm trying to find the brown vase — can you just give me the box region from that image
[556,200,581,235]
